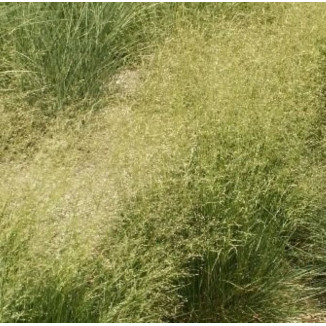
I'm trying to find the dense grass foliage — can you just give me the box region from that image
[0,3,275,111]
[0,3,170,110]
[1,3,326,322]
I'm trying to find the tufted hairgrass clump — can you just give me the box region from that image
[1,3,326,323]
[0,3,170,110]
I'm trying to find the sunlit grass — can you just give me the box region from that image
[1,3,326,322]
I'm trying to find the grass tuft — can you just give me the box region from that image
[1,3,326,323]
